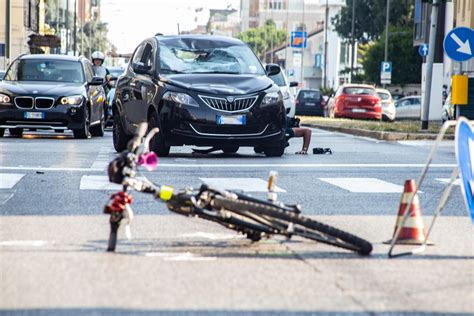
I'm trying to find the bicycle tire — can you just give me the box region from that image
[212,196,373,255]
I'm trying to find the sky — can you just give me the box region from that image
[101,0,240,54]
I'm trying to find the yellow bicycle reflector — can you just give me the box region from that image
[160,186,174,201]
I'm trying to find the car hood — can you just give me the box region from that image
[161,74,273,95]
[0,81,85,96]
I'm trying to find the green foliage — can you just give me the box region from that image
[332,0,413,43]
[361,27,421,85]
[237,20,287,61]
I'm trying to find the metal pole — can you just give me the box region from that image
[66,0,69,54]
[88,0,92,58]
[270,7,274,63]
[323,0,329,89]
[421,0,440,130]
[284,0,289,71]
[383,0,390,88]
[300,0,305,87]
[73,0,77,55]
[6,0,11,63]
[57,0,60,54]
[350,0,356,83]
[264,1,267,62]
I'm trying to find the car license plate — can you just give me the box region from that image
[305,102,315,106]
[24,112,45,119]
[217,115,246,125]
[352,108,366,113]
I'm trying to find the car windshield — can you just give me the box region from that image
[377,92,390,100]
[158,42,265,75]
[269,71,286,87]
[299,90,320,99]
[5,59,84,83]
[343,87,376,95]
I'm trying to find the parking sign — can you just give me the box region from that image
[380,61,392,84]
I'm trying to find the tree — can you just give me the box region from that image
[362,26,421,85]
[332,0,412,43]
[237,20,287,61]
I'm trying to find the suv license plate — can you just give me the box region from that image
[24,112,45,119]
[305,102,315,106]
[352,108,366,113]
[217,115,246,125]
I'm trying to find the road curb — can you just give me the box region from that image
[304,124,454,141]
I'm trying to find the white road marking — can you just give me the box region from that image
[199,178,286,192]
[436,178,461,185]
[0,173,25,189]
[0,192,15,205]
[90,147,114,170]
[398,140,453,147]
[319,178,405,193]
[80,175,121,190]
[0,163,457,171]
[0,240,48,247]
[144,252,217,261]
[179,232,244,240]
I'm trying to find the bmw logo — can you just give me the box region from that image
[33,91,38,94]
[226,96,234,103]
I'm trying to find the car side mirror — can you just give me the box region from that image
[265,64,281,76]
[89,76,105,85]
[133,62,151,75]
[289,81,298,87]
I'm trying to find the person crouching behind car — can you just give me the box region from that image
[286,117,312,155]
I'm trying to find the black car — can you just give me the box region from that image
[0,54,107,138]
[112,35,287,156]
[295,89,325,116]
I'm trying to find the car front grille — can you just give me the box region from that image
[14,97,34,109]
[14,96,56,110]
[35,97,55,109]
[199,95,258,113]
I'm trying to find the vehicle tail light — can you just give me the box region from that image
[320,99,326,108]
[295,99,300,106]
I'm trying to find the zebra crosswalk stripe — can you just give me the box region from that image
[0,173,25,189]
[319,178,404,193]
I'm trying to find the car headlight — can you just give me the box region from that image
[0,93,11,104]
[261,91,281,106]
[60,95,83,105]
[163,92,199,107]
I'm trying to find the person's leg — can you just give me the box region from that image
[293,127,311,154]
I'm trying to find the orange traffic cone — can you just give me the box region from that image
[385,179,433,245]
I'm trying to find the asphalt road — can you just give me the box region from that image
[0,127,472,315]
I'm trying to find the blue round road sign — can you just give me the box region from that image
[443,27,474,62]
[418,44,428,57]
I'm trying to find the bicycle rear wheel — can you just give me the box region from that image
[212,196,373,255]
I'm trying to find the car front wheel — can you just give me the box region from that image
[113,111,132,152]
[73,106,91,139]
[149,113,170,157]
[263,142,286,157]
[9,128,23,137]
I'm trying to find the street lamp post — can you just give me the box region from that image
[323,0,329,89]
[383,0,390,88]
[350,0,356,83]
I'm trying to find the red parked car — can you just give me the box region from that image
[326,84,382,120]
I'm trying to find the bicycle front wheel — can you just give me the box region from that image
[212,196,373,256]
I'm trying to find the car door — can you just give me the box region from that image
[132,41,157,125]
[121,43,145,130]
[396,99,410,119]
[410,97,421,118]
[83,62,101,123]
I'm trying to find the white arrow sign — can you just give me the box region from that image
[450,33,472,56]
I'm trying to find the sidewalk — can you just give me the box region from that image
[300,117,454,141]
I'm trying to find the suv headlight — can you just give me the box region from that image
[0,93,11,104]
[261,91,281,106]
[163,92,199,107]
[60,95,83,105]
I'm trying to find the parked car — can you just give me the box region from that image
[268,69,297,118]
[105,66,125,127]
[326,84,382,120]
[295,89,325,116]
[0,54,107,138]
[376,88,395,122]
[112,35,287,157]
[394,96,421,119]
[0,69,5,80]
